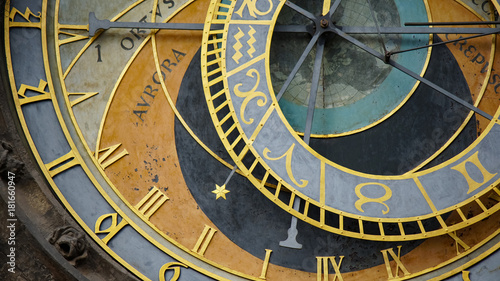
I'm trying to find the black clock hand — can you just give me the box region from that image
[389,29,500,56]
[406,20,500,26]
[276,31,321,101]
[366,0,388,55]
[284,1,317,21]
[331,26,494,120]
[89,12,309,37]
[324,0,342,17]
[340,26,500,34]
[303,36,326,145]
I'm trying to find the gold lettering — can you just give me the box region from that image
[355,183,392,215]
[233,69,268,125]
[451,151,496,194]
[95,213,129,244]
[462,271,471,281]
[235,0,273,18]
[67,92,99,107]
[192,225,217,256]
[134,186,168,220]
[58,24,89,46]
[9,7,41,28]
[316,256,344,281]
[259,249,273,279]
[159,262,188,281]
[381,246,410,279]
[264,143,308,188]
[449,232,470,255]
[96,143,129,170]
[45,150,79,178]
[17,80,51,105]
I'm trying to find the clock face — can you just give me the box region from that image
[5,0,500,280]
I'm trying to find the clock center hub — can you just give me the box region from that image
[320,18,329,28]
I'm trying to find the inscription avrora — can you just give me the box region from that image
[133,49,186,122]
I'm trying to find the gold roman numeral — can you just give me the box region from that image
[381,246,411,280]
[58,24,89,46]
[134,186,168,220]
[192,225,217,256]
[67,92,99,107]
[45,150,80,178]
[96,143,129,170]
[259,249,273,279]
[317,256,344,281]
[449,232,470,255]
[95,213,129,244]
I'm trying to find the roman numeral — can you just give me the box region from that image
[58,24,89,46]
[259,249,273,279]
[317,256,344,281]
[67,92,99,107]
[192,225,217,256]
[381,246,410,280]
[449,232,470,255]
[134,186,168,220]
[96,143,129,170]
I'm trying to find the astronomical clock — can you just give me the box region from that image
[4,0,500,280]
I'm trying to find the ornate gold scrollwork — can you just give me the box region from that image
[263,143,308,188]
[235,0,273,18]
[233,69,268,125]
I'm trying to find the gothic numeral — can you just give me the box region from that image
[17,80,51,105]
[45,150,80,178]
[95,213,129,244]
[9,7,41,28]
[159,262,188,281]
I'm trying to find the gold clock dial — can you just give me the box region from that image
[4,0,500,280]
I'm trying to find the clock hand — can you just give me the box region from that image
[389,29,500,56]
[406,20,500,26]
[276,31,321,101]
[366,0,388,55]
[284,1,317,21]
[340,26,500,34]
[89,12,308,37]
[331,26,494,120]
[326,0,342,17]
[303,36,326,145]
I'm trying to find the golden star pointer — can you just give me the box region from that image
[212,184,230,200]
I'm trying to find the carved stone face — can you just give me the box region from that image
[48,226,87,265]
